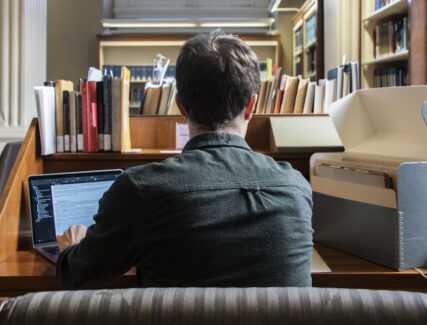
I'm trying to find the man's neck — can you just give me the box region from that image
[188,117,248,139]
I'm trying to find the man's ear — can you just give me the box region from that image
[175,94,187,119]
[244,94,257,121]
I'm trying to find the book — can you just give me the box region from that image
[324,79,337,114]
[76,93,83,152]
[336,66,344,100]
[167,85,180,115]
[96,81,104,151]
[255,80,268,114]
[54,80,73,152]
[86,81,98,152]
[34,86,56,155]
[313,82,325,114]
[266,67,282,114]
[273,90,284,114]
[343,71,350,97]
[63,90,70,152]
[303,82,316,114]
[280,77,299,114]
[263,76,275,114]
[120,66,132,152]
[165,79,176,115]
[111,77,121,151]
[81,81,88,152]
[69,91,78,153]
[103,74,112,151]
[157,82,172,115]
[293,78,309,114]
[142,83,162,115]
[351,62,359,92]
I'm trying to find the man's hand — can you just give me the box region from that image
[56,225,87,252]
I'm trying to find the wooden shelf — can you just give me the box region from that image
[294,49,303,56]
[363,50,409,65]
[305,38,317,49]
[363,0,408,24]
[292,0,324,80]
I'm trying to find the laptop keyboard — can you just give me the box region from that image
[43,246,60,255]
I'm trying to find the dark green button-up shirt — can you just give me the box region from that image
[57,132,313,288]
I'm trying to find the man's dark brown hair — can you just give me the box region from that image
[176,30,260,130]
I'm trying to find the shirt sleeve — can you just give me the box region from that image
[56,172,142,288]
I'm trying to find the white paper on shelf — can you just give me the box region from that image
[34,86,56,155]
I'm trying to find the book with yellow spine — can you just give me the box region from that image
[120,66,132,152]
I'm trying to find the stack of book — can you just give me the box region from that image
[137,78,180,116]
[373,16,408,58]
[103,65,176,81]
[254,61,360,115]
[34,66,132,155]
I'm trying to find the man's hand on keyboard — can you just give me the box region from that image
[57,225,87,252]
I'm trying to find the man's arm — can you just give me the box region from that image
[56,172,143,288]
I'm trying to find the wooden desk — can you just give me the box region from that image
[0,244,426,297]
[3,117,424,298]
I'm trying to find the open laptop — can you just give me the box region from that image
[28,169,122,262]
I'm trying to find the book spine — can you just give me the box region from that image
[87,81,98,152]
[120,66,131,152]
[63,90,70,152]
[55,85,64,153]
[69,91,77,153]
[103,76,112,151]
[81,82,89,152]
[111,78,121,152]
[76,93,83,152]
[96,81,104,151]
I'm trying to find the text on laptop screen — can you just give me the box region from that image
[29,171,120,244]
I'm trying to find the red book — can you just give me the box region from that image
[86,81,98,152]
[81,82,89,152]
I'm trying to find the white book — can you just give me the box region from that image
[351,62,359,92]
[324,79,337,114]
[336,66,344,100]
[34,86,56,155]
[313,83,325,114]
[303,82,316,114]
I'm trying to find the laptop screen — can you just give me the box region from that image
[28,169,122,244]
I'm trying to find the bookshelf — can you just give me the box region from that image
[292,0,324,81]
[360,0,410,88]
[98,34,282,116]
[98,34,281,76]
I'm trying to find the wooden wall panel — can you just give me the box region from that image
[0,120,43,262]
[410,0,427,85]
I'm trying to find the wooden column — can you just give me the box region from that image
[410,0,427,85]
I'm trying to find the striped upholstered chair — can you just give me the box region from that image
[1,287,427,324]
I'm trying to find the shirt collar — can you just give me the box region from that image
[182,132,252,152]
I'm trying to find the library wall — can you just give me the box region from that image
[278,12,296,75]
[47,0,103,85]
[323,0,360,75]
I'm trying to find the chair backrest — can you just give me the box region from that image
[0,141,22,196]
[1,287,427,324]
